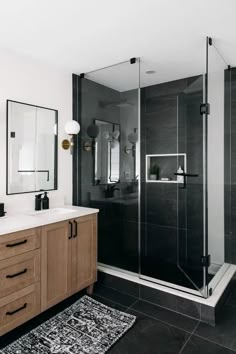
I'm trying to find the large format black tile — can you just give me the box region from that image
[181,335,235,354]
[143,224,178,266]
[91,294,127,312]
[195,304,236,351]
[130,300,199,333]
[140,285,177,311]
[176,297,201,320]
[109,309,190,354]
[97,272,140,298]
[226,280,236,307]
[94,285,138,308]
[200,305,215,326]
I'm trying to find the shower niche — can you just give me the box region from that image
[145,153,186,183]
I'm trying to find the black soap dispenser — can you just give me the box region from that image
[42,192,49,210]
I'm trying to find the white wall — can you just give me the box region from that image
[0,49,72,214]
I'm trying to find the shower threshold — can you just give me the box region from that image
[98,262,236,324]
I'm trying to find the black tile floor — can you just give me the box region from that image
[1,283,236,353]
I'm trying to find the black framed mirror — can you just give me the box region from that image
[6,100,58,194]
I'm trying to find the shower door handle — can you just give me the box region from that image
[174,173,199,189]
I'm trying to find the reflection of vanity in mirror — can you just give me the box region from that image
[93,119,120,185]
[7,100,58,194]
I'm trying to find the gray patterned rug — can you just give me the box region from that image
[1,295,136,354]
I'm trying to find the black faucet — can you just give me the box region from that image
[35,193,43,211]
[105,184,120,198]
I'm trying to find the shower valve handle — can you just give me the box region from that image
[174,172,199,189]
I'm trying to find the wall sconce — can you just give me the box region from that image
[83,122,100,152]
[62,120,80,154]
[124,129,138,155]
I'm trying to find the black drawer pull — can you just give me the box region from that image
[6,240,27,248]
[6,303,27,316]
[73,220,78,238]
[68,221,73,239]
[6,268,27,279]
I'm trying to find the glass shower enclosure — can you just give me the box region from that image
[73,37,230,298]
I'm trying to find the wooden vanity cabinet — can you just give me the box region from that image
[41,221,72,311]
[41,214,97,311]
[0,228,41,335]
[71,215,97,294]
[0,212,98,335]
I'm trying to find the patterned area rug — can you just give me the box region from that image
[1,295,136,354]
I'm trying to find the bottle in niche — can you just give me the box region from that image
[42,192,49,209]
[177,166,184,183]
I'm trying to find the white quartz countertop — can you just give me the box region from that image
[0,205,99,236]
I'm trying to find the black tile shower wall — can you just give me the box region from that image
[140,75,204,289]
[73,72,204,286]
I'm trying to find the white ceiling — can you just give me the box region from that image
[0,0,235,90]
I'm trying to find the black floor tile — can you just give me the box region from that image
[181,335,235,354]
[130,300,199,333]
[109,309,190,354]
[194,304,236,351]
[176,297,201,320]
[140,284,178,311]
[92,294,127,312]
[97,271,140,297]
[94,284,138,307]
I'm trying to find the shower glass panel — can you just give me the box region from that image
[74,39,230,298]
[79,59,140,273]
[207,38,230,291]
[176,75,206,294]
[140,53,207,296]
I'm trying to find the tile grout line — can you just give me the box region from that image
[193,333,236,352]
[97,284,138,301]
[93,293,136,310]
[178,319,200,354]
[191,320,200,335]
[125,299,140,311]
[125,307,196,335]
[178,333,193,354]
[136,297,200,322]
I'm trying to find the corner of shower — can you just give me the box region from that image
[73,38,236,317]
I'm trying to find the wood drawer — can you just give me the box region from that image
[0,283,40,335]
[0,250,40,298]
[0,228,40,261]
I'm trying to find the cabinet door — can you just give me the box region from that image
[41,221,72,311]
[71,214,97,293]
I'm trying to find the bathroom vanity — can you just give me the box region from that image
[0,206,98,335]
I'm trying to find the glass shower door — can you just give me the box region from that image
[176,74,207,295]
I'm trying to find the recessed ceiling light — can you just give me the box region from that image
[145,70,156,74]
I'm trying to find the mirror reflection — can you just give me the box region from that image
[93,119,120,185]
[7,100,58,194]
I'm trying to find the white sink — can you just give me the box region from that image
[28,208,77,216]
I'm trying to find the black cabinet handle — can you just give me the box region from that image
[6,239,27,248]
[6,303,27,316]
[68,221,73,239]
[73,220,78,238]
[6,268,27,279]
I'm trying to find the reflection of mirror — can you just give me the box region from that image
[94,119,120,185]
[7,100,58,194]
